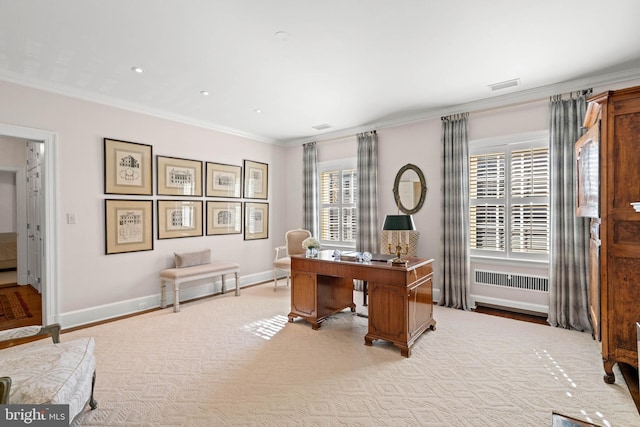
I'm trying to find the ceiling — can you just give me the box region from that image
[1,1,640,145]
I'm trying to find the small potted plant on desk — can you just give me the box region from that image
[302,237,320,258]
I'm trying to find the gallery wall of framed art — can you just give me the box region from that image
[103,136,271,253]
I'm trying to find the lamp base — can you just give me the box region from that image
[391,258,408,267]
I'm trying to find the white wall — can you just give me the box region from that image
[3,76,640,326]
[284,78,640,307]
[0,80,286,324]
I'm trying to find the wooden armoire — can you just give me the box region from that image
[575,85,640,383]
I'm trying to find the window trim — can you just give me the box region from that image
[469,131,550,263]
[318,158,357,249]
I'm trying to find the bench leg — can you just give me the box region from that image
[234,272,240,296]
[160,281,167,308]
[174,282,180,313]
[221,275,227,294]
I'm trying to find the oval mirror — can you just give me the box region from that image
[393,163,427,214]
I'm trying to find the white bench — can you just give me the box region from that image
[160,250,240,313]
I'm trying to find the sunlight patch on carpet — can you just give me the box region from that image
[535,348,613,427]
[242,314,288,340]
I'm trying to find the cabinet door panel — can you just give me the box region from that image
[368,283,406,340]
[408,277,433,338]
[291,272,317,317]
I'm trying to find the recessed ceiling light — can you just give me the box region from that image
[312,124,332,131]
[200,90,209,96]
[131,66,143,73]
[274,31,289,41]
[254,108,262,114]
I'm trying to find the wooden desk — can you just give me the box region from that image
[289,251,436,357]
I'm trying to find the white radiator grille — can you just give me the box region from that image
[475,269,549,292]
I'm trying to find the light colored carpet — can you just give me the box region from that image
[66,282,638,426]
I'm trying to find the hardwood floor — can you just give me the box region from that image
[0,283,41,330]
[473,304,549,325]
[0,283,43,349]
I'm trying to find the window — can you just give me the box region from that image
[469,134,549,261]
[319,160,357,247]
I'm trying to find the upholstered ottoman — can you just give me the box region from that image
[0,325,97,423]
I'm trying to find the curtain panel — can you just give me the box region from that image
[548,90,593,332]
[439,113,470,310]
[303,142,318,237]
[356,131,379,253]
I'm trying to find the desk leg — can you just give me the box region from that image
[363,281,368,306]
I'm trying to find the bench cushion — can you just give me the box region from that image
[2,337,96,419]
[160,261,240,280]
[174,249,211,268]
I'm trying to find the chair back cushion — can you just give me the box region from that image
[286,229,312,256]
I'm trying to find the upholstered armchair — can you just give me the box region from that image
[273,229,312,291]
[0,324,97,423]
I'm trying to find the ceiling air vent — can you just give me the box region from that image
[488,78,520,91]
[312,123,332,131]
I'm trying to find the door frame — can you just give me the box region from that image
[0,123,58,326]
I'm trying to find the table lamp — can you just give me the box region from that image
[382,214,416,266]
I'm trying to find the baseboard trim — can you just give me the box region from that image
[469,294,548,316]
[59,271,273,329]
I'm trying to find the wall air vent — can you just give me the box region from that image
[475,269,548,292]
[312,123,332,131]
[488,78,520,91]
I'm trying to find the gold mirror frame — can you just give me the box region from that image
[393,163,427,214]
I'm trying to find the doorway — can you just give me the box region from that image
[0,123,58,327]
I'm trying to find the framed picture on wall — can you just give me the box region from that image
[156,156,203,196]
[157,200,203,239]
[104,138,153,195]
[244,202,268,240]
[206,162,242,198]
[105,199,154,254]
[243,160,268,199]
[206,201,242,235]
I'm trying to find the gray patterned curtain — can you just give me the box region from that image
[440,113,469,310]
[303,142,318,237]
[356,131,379,253]
[548,90,592,332]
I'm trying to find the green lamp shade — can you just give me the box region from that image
[382,215,416,231]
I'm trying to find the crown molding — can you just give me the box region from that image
[0,72,278,145]
[3,66,640,148]
[281,66,640,146]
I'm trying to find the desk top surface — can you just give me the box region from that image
[292,250,433,272]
